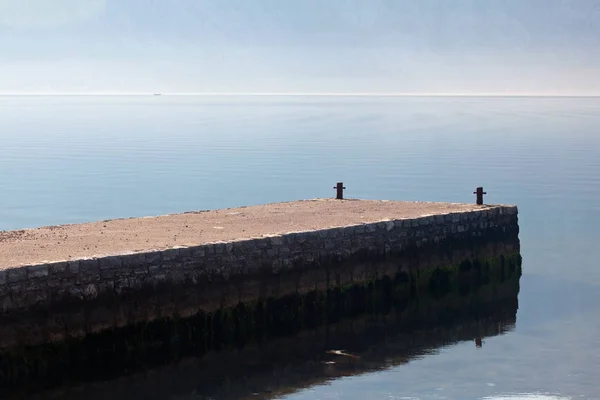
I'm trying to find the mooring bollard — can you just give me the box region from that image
[473,187,487,205]
[334,182,346,199]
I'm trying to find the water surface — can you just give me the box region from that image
[1,95,599,399]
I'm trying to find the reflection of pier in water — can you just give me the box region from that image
[18,263,520,400]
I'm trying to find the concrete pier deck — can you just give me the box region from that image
[1,199,492,269]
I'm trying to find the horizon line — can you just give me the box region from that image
[1,92,600,98]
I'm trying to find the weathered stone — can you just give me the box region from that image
[121,253,143,268]
[80,259,99,275]
[79,273,101,284]
[0,295,13,311]
[83,284,98,299]
[23,279,47,292]
[148,264,162,273]
[7,268,27,283]
[315,228,328,239]
[339,226,352,236]
[151,274,166,284]
[27,290,48,304]
[99,281,114,293]
[129,277,142,290]
[48,278,61,288]
[27,264,49,278]
[100,256,122,270]
[115,267,130,277]
[114,278,130,294]
[268,235,283,246]
[8,283,21,293]
[354,225,366,234]
[253,238,268,249]
[167,270,185,284]
[162,248,180,262]
[132,266,149,275]
[68,287,84,300]
[145,251,162,264]
[48,261,68,274]
[325,239,338,250]
[177,246,194,260]
[213,243,227,255]
[67,260,80,274]
[191,245,206,258]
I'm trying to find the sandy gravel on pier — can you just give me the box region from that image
[0,199,489,269]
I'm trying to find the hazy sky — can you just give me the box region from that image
[1,0,599,94]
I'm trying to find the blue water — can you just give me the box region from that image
[1,95,600,399]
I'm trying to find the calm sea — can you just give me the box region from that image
[1,95,599,400]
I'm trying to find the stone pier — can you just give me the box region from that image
[0,199,520,344]
[0,198,520,389]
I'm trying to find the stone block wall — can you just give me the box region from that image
[0,206,519,318]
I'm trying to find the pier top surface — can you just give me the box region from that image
[0,199,502,268]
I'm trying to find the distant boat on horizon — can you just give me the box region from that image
[153,93,162,96]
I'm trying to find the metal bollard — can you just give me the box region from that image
[473,187,487,205]
[334,182,346,199]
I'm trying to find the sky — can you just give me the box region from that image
[0,0,599,95]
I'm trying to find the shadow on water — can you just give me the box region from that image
[0,251,522,400]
